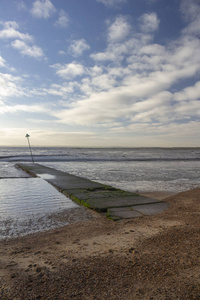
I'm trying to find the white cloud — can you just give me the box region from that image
[51,62,85,79]
[58,50,66,55]
[0,103,47,115]
[16,1,27,11]
[0,21,45,60]
[90,74,117,91]
[139,12,160,32]
[0,56,6,68]
[107,16,131,42]
[180,0,200,22]
[174,81,200,101]
[90,51,117,62]
[31,0,56,19]
[170,36,200,75]
[0,73,51,118]
[183,17,200,36]
[111,121,200,144]
[89,65,103,77]
[139,43,165,56]
[55,10,69,27]
[52,83,165,126]
[0,21,33,41]
[44,82,78,98]
[50,27,200,128]
[11,40,45,59]
[174,100,200,117]
[180,0,200,36]
[97,0,127,7]
[91,19,154,64]
[45,2,200,132]
[91,35,151,63]
[0,72,25,99]
[131,91,172,113]
[68,39,90,57]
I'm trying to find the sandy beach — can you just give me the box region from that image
[0,188,199,299]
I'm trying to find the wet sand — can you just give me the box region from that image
[0,189,200,299]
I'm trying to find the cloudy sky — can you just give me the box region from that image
[0,0,200,147]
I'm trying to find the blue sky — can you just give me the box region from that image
[0,0,200,147]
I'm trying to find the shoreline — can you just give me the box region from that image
[0,188,200,299]
[0,190,172,241]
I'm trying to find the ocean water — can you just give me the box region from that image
[1,146,199,193]
[0,147,200,238]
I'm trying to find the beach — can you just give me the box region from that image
[0,188,200,299]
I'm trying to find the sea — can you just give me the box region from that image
[0,147,200,239]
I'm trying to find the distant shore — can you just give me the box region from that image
[0,188,200,299]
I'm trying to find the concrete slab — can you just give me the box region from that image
[76,190,139,199]
[72,196,160,211]
[17,163,169,220]
[132,202,170,216]
[107,207,143,219]
[47,177,103,190]
[18,163,103,190]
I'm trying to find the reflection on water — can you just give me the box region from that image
[38,173,56,180]
[0,162,31,178]
[0,178,78,239]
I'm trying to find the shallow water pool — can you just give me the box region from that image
[0,178,79,239]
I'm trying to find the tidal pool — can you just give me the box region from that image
[0,178,79,239]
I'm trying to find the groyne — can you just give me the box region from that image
[17,163,169,220]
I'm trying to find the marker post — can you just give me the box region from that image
[25,133,34,163]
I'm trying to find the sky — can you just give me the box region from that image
[0,0,200,147]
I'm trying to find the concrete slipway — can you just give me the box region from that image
[17,163,169,221]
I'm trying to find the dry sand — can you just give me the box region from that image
[0,188,200,299]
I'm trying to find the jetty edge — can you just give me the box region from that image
[16,163,169,220]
